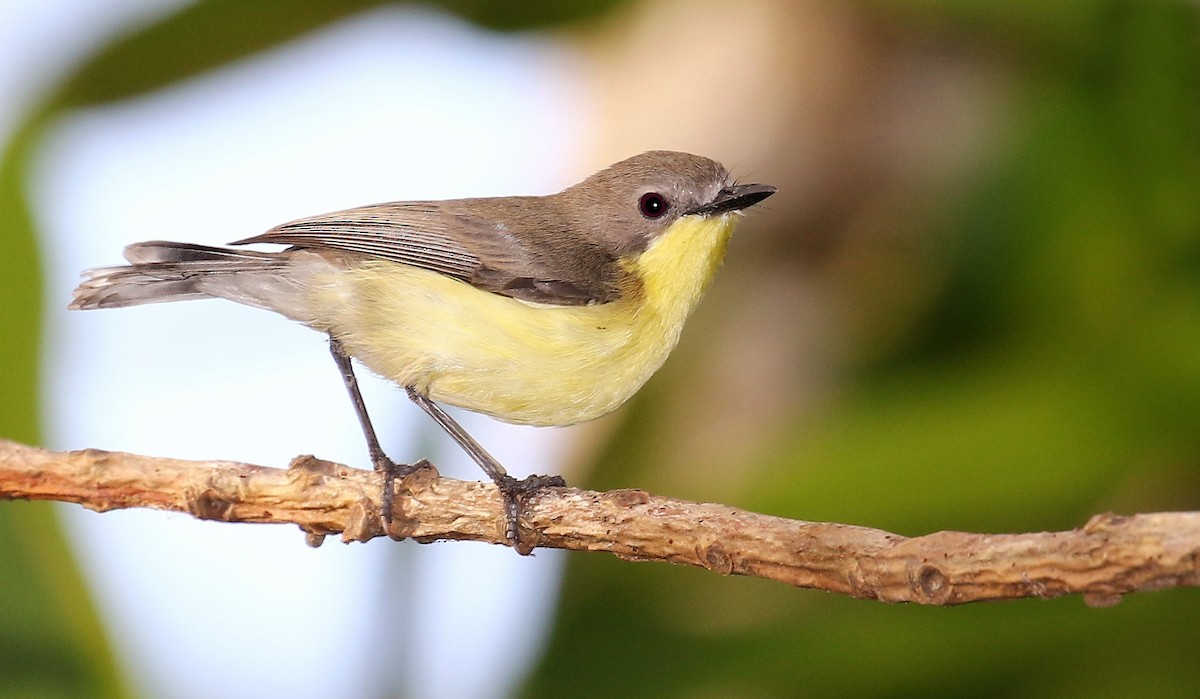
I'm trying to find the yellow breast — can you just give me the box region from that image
[307,213,737,426]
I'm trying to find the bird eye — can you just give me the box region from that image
[638,192,668,219]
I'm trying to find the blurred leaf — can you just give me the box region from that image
[0,502,124,699]
[0,120,41,447]
[55,0,390,106]
[438,0,622,31]
[0,113,124,699]
[54,0,622,108]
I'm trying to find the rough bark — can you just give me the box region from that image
[2,438,1197,605]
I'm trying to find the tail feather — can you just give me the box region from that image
[70,241,289,311]
[121,240,276,265]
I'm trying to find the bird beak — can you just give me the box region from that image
[687,183,777,216]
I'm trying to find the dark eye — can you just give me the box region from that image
[638,192,668,219]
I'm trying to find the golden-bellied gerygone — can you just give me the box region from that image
[71,150,775,548]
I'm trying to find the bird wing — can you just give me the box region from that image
[232,201,620,305]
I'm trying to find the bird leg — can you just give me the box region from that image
[404,387,565,552]
[329,338,416,525]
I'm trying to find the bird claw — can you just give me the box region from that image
[497,473,566,555]
[373,455,422,525]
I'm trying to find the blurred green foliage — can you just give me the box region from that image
[530,2,1200,697]
[0,76,125,699]
[2,0,1197,697]
[0,502,123,699]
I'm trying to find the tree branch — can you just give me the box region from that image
[2,438,1196,605]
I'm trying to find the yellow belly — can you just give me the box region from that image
[305,214,736,426]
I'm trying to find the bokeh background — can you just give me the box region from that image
[2,1,1199,697]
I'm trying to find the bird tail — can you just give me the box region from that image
[70,241,292,311]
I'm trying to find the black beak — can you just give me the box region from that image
[687,183,776,216]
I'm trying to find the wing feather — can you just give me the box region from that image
[232,200,621,305]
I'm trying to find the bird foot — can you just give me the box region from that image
[497,473,567,555]
[372,455,424,525]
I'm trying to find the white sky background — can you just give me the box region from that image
[4,2,592,698]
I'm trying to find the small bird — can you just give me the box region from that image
[71,150,775,548]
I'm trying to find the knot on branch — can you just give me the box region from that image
[1,439,1197,604]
